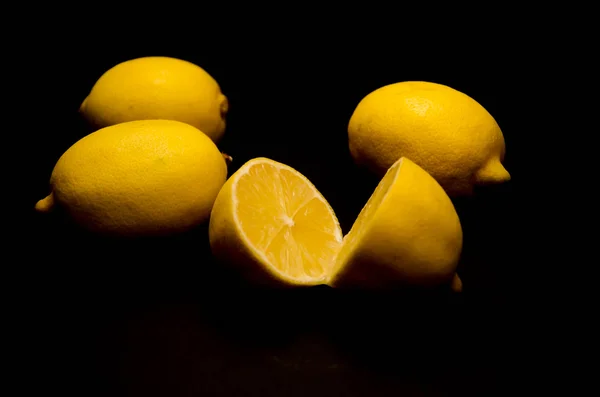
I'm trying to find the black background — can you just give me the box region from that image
[19,24,530,396]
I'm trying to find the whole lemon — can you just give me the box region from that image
[35,120,227,236]
[348,81,510,196]
[80,56,228,142]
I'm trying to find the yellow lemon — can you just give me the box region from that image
[329,157,463,289]
[35,120,227,236]
[209,158,343,287]
[80,56,228,142]
[348,81,510,196]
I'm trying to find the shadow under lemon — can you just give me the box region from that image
[30,205,235,304]
[451,180,516,301]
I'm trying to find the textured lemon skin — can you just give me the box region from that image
[37,120,227,237]
[80,56,228,142]
[208,158,342,288]
[348,81,510,196]
[329,157,463,289]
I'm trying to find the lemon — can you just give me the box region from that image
[348,81,510,196]
[35,120,227,236]
[80,56,228,142]
[451,273,463,292]
[209,158,343,287]
[329,157,463,289]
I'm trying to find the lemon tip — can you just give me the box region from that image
[35,194,55,213]
[475,160,511,184]
[451,273,463,292]
[79,96,88,112]
[219,94,229,116]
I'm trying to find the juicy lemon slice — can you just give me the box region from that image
[209,158,343,286]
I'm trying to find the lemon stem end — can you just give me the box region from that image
[222,152,233,164]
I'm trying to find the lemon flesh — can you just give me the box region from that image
[209,158,343,287]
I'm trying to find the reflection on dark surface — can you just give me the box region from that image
[27,190,517,396]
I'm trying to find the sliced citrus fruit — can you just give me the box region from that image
[329,157,463,289]
[209,157,343,287]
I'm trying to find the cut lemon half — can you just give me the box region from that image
[209,158,343,287]
[329,157,463,289]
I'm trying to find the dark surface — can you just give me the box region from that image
[19,29,527,396]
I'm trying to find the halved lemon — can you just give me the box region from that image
[209,158,343,287]
[329,157,463,289]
